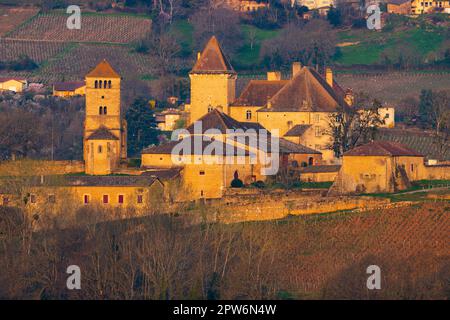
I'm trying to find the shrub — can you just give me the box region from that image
[251,180,265,189]
[231,178,244,188]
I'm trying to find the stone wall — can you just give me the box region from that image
[0,160,84,176]
[184,190,391,224]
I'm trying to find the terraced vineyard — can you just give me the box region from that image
[257,202,450,298]
[35,43,155,83]
[7,13,152,44]
[0,6,38,36]
[336,72,450,104]
[0,39,68,62]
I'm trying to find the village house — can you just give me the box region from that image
[0,77,27,93]
[53,81,86,97]
[0,175,165,216]
[330,141,450,194]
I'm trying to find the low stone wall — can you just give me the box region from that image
[183,191,391,224]
[0,160,84,176]
[422,165,450,180]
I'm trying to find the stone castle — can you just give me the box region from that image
[0,36,448,213]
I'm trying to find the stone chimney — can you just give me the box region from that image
[197,52,201,60]
[267,71,281,81]
[292,62,302,78]
[267,100,272,109]
[325,67,333,87]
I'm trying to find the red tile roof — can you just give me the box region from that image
[186,109,266,134]
[53,81,85,91]
[141,137,250,156]
[344,141,423,157]
[86,59,120,78]
[190,36,236,74]
[231,80,288,107]
[258,67,347,112]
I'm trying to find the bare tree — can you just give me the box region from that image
[326,94,385,158]
[430,91,450,160]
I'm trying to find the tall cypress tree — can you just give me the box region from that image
[418,89,433,127]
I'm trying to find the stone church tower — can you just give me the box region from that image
[83,60,127,175]
[188,36,237,124]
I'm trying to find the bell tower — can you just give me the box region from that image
[83,60,127,175]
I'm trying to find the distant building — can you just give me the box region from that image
[297,0,335,11]
[239,0,269,11]
[155,109,182,131]
[53,81,86,97]
[221,0,269,11]
[0,77,27,93]
[378,107,395,128]
[411,0,450,14]
[387,0,412,14]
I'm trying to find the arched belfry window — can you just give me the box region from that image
[246,110,252,120]
[94,80,98,88]
[108,80,112,88]
[103,106,107,115]
[99,106,103,115]
[99,80,102,89]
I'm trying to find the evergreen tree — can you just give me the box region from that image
[327,6,342,27]
[126,97,159,157]
[418,89,433,127]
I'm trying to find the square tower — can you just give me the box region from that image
[189,36,237,124]
[84,60,127,175]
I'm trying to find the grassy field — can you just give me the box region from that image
[365,181,450,202]
[335,27,447,66]
[235,24,280,68]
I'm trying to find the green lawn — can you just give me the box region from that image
[236,24,280,67]
[335,28,446,66]
[169,20,194,55]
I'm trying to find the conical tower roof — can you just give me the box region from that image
[190,36,235,74]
